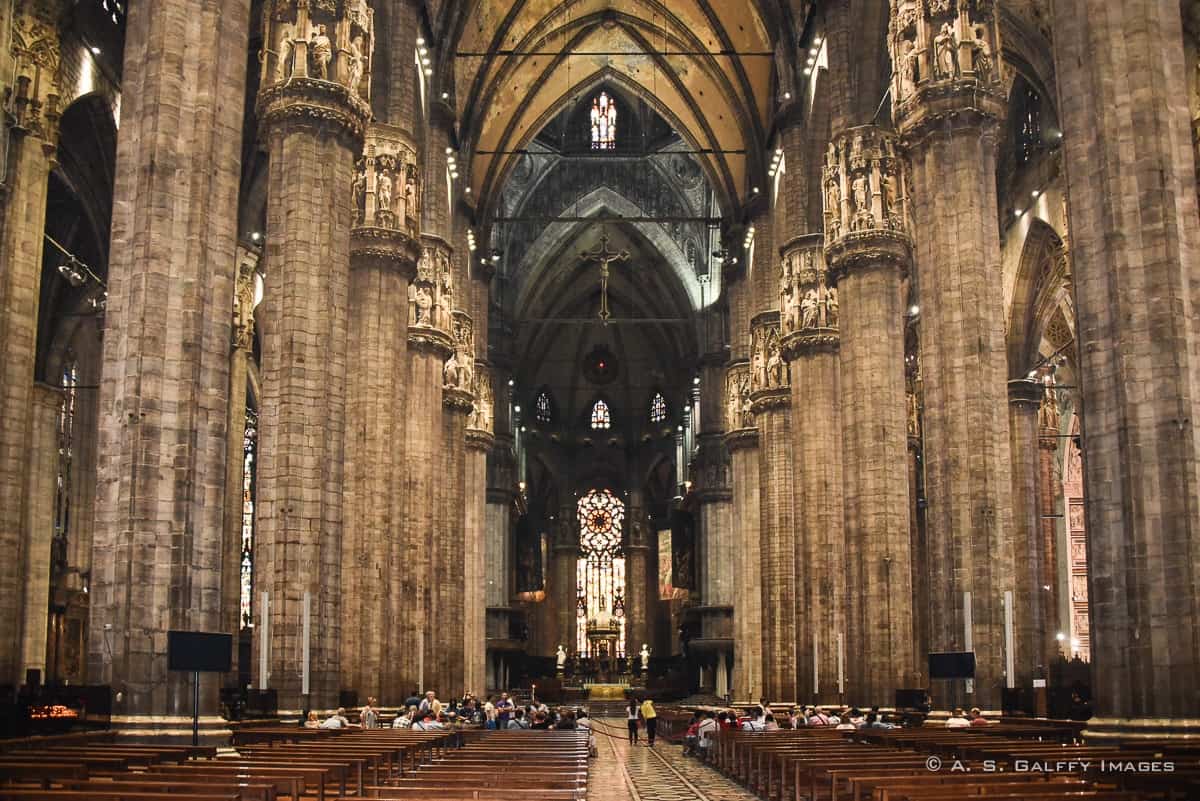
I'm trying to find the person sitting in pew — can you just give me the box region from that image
[763,713,781,731]
[807,707,831,726]
[863,711,896,729]
[320,708,350,729]
[507,708,530,729]
[412,711,444,730]
[392,707,416,728]
[969,707,990,726]
[304,711,320,729]
[945,707,971,729]
[697,711,718,758]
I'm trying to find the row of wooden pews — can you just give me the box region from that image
[0,727,587,801]
[705,724,1197,801]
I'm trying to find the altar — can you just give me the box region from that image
[585,683,629,700]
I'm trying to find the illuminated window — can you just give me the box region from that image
[52,360,79,570]
[591,399,611,430]
[239,407,258,630]
[535,391,553,424]
[576,489,626,656]
[649,392,667,423]
[1018,87,1041,164]
[589,92,617,150]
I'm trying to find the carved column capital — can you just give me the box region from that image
[778,234,839,360]
[258,0,375,144]
[7,0,67,145]
[823,125,914,279]
[748,311,788,395]
[723,427,760,452]
[888,0,1006,146]
[350,228,420,279]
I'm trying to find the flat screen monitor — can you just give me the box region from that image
[928,651,976,679]
[167,631,233,673]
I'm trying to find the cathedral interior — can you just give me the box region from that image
[1,0,1200,743]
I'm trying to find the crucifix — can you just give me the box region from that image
[579,233,630,324]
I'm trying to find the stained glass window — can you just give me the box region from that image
[52,360,79,572]
[591,399,611,430]
[239,407,258,630]
[589,92,617,150]
[576,489,626,656]
[1018,87,1041,164]
[535,391,552,424]
[650,392,667,423]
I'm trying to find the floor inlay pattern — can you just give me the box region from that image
[588,718,760,801]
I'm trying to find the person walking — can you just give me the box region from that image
[626,698,640,743]
[640,697,658,746]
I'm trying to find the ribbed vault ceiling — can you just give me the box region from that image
[448,0,778,217]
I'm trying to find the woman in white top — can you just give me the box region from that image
[626,699,640,743]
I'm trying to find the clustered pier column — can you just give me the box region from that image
[254,0,375,712]
[749,311,796,702]
[88,0,251,733]
[343,123,421,702]
[823,126,916,706]
[889,0,1015,709]
[779,236,846,705]
[724,360,761,701]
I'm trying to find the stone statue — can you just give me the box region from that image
[907,390,921,437]
[825,177,840,221]
[1039,387,1061,431]
[766,335,784,387]
[852,172,871,228]
[751,337,767,390]
[897,37,917,97]
[740,381,754,427]
[377,169,393,218]
[310,24,333,80]
[275,22,296,81]
[411,282,433,326]
[458,353,473,390]
[351,166,366,224]
[347,34,365,96]
[970,23,993,79]
[727,377,740,429]
[934,22,958,79]
[556,645,567,670]
[881,169,900,228]
[443,352,460,388]
[639,644,651,671]
[801,288,819,329]
[825,286,839,327]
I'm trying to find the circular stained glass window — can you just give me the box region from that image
[578,488,624,557]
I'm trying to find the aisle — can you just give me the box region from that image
[587,718,761,801]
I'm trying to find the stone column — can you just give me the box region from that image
[551,508,579,657]
[823,126,916,705]
[20,386,60,681]
[464,364,494,696]
[724,360,761,701]
[402,240,455,694]
[87,0,250,733]
[890,0,1015,709]
[779,236,846,705]
[1036,393,1061,668]
[749,311,795,702]
[906,375,930,679]
[0,0,62,685]
[432,312,473,697]
[221,246,259,675]
[1051,0,1200,730]
[342,124,420,703]
[624,500,651,665]
[254,0,374,712]
[1008,378,1044,686]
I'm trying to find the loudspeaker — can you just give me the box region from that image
[167,631,233,673]
[928,651,976,679]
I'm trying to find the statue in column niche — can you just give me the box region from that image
[851,170,873,230]
[451,314,474,390]
[347,34,365,95]
[766,329,785,387]
[275,20,297,81]
[934,22,959,79]
[410,248,436,326]
[437,252,454,330]
[751,331,767,391]
[443,351,460,388]
[351,162,367,225]
[726,370,745,430]
[801,287,820,329]
[309,23,333,79]
[1039,382,1061,431]
[907,387,921,438]
[824,285,839,327]
[556,645,568,672]
[376,168,393,222]
[469,367,494,432]
[881,167,903,230]
[970,23,993,79]
[780,255,800,333]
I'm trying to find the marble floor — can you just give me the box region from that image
[587,719,760,801]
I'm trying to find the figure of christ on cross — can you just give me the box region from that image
[579,233,630,323]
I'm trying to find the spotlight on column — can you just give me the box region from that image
[909,304,920,316]
[1055,632,1066,642]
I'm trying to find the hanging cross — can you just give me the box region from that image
[579,233,630,323]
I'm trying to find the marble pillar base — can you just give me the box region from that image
[108,714,232,746]
[1083,717,1200,743]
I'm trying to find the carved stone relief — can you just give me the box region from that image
[724,362,754,431]
[354,124,420,232]
[780,244,837,335]
[749,314,787,393]
[824,126,908,245]
[888,0,1002,106]
[446,311,475,391]
[410,243,454,331]
[262,0,375,101]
